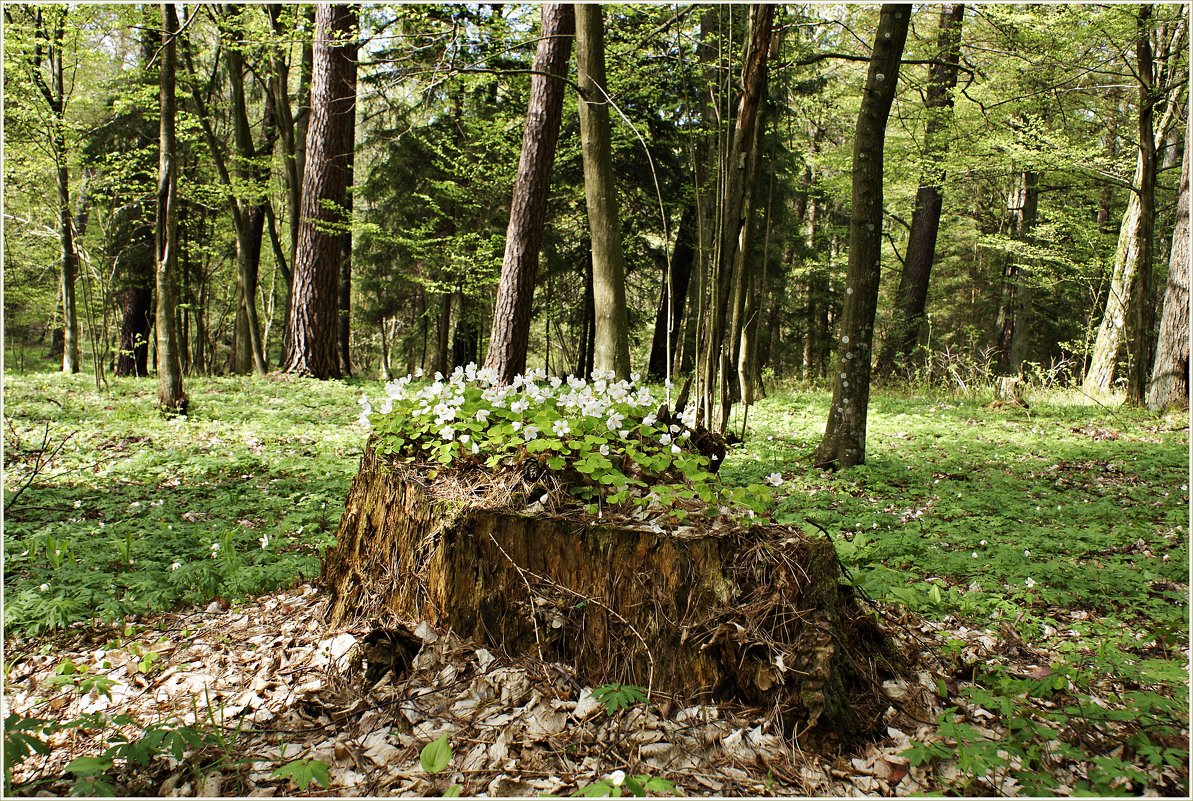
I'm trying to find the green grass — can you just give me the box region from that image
[3,372,368,637]
[4,370,1188,795]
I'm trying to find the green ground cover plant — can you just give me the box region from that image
[3,371,1187,795]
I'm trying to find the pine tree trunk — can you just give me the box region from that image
[813,5,910,469]
[876,4,964,377]
[155,3,187,415]
[322,452,898,745]
[484,4,574,384]
[339,149,355,377]
[1147,134,1189,410]
[284,3,357,379]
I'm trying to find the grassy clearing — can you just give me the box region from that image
[4,373,366,637]
[3,371,1188,795]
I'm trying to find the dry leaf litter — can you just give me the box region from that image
[4,583,1186,796]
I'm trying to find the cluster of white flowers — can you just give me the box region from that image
[359,364,669,435]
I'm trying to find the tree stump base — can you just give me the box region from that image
[321,447,899,745]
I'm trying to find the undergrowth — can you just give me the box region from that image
[4,370,1188,796]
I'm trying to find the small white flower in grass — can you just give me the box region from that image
[660,433,672,446]
[599,443,610,456]
[671,444,681,455]
[767,472,784,487]
[510,399,529,414]
[606,412,624,431]
[74,500,82,508]
[540,493,549,504]
[1024,577,1036,588]
[979,539,987,546]
[642,412,657,427]
[619,429,629,438]
[972,552,978,558]
[1023,549,1030,557]
[259,534,269,549]
[608,771,626,787]
[553,419,570,437]
[39,583,49,592]
[550,376,563,388]
[523,425,539,441]
[475,408,490,423]
[170,562,181,571]
[670,424,680,434]
[459,434,470,444]
[512,420,523,431]
[440,426,455,441]
[471,442,480,455]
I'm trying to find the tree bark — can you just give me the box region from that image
[284,3,357,379]
[1084,6,1175,397]
[115,241,154,378]
[1125,9,1158,406]
[647,204,696,380]
[995,169,1039,374]
[339,141,356,377]
[484,4,575,384]
[813,5,910,469]
[696,4,775,432]
[322,454,898,745]
[876,4,964,376]
[156,3,187,415]
[29,9,81,374]
[576,3,631,380]
[1147,132,1190,410]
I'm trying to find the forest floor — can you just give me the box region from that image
[3,371,1188,797]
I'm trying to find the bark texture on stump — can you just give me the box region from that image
[322,451,897,744]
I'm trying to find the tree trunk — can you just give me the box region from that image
[994,169,1039,374]
[1084,6,1169,397]
[576,253,596,378]
[697,4,774,432]
[115,241,154,377]
[813,5,910,469]
[876,4,964,376]
[232,206,269,374]
[224,7,270,376]
[339,146,355,377]
[1147,132,1190,410]
[576,3,630,380]
[435,291,452,377]
[647,204,696,380]
[40,11,81,374]
[284,3,357,379]
[156,3,187,415]
[322,452,898,745]
[1125,9,1158,406]
[451,291,480,369]
[484,4,574,384]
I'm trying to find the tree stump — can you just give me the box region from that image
[321,447,899,745]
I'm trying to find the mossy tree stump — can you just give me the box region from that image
[321,446,897,745]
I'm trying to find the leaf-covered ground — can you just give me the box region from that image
[3,372,1188,796]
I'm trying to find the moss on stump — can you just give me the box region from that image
[321,446,898,746]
